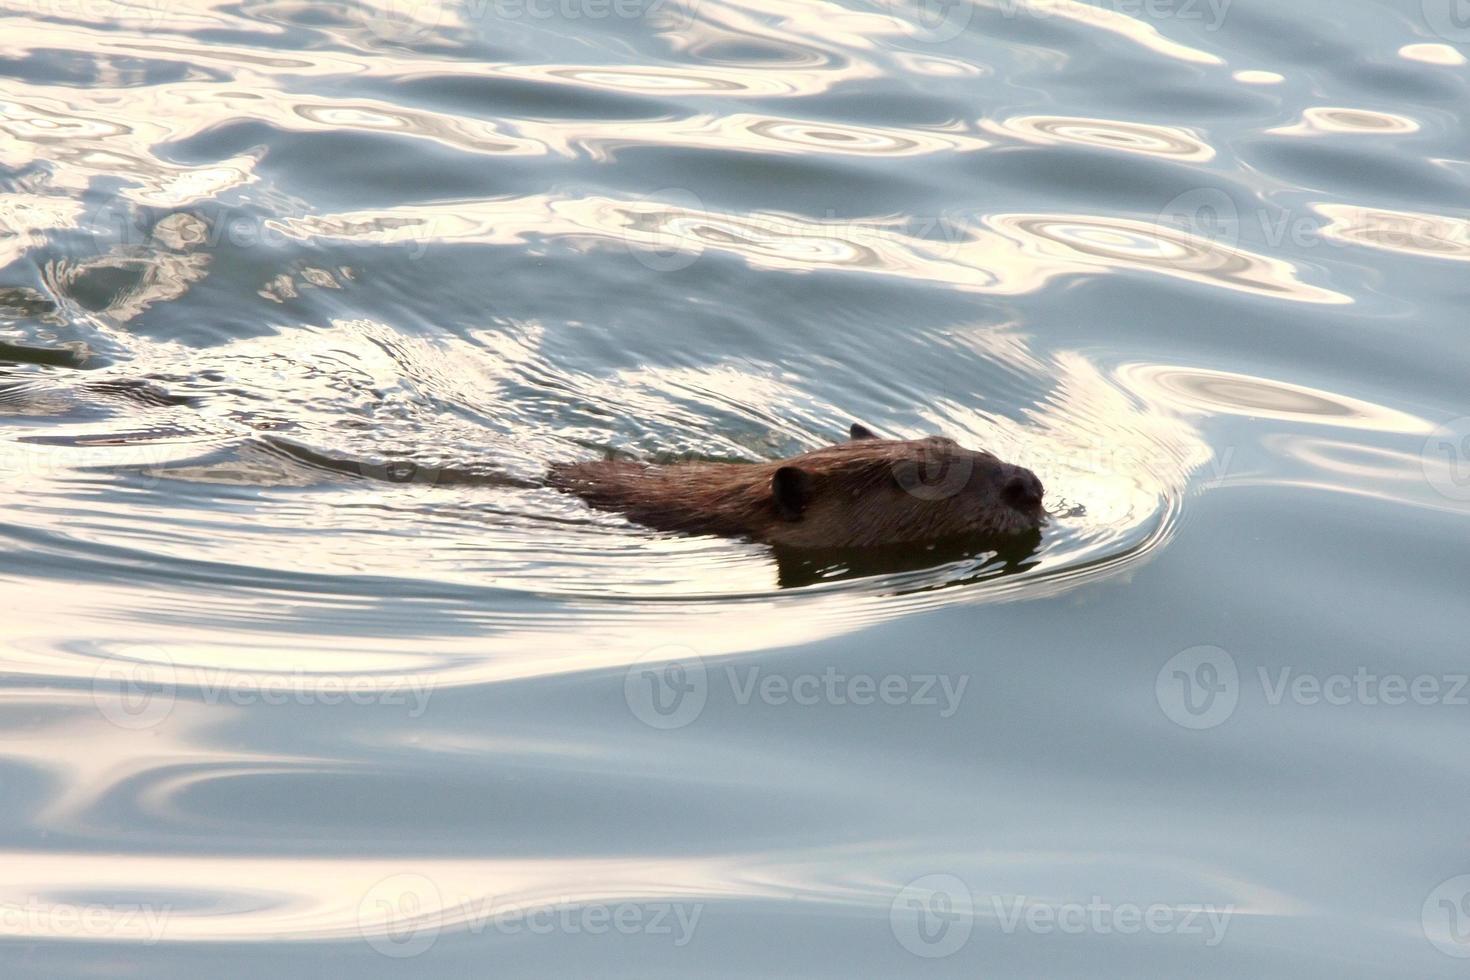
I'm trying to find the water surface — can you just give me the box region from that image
[2,0,1469,975]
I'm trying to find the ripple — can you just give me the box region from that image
[984,114,1214,160]
[1272,106,1421,136]
[0,317,1203,627]
[0,0,1463,967]
[289,99,543,156]
[988,213,1349,305]
[1233,69,1285,84]
[504,61,874,98]
[5,0,248,31]
[740,116,978,155]
[523,113,988,161]
[983,0,1223,65]
[0,98,130,141]
[1313,204,1470,262]
[893,52,987,77]
[0,194,85,266]
[1116,365,1432,433]
[0,82,261,210]
[1398,43,1467,67]
[279,196,1348,305]
[1266,435,1437,485]
[43,249,214,323]
[1237,433,1470,518]
[0,847,782,943]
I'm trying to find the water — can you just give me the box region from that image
[1,0,1468,974]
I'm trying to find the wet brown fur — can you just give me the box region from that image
[548,430,1045,550]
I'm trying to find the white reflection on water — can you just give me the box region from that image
[1260,435,1470,517]
[1117,364,1433,434]
[977,0,1224,65]
[1314,204,1470,262]
[0,842,1281,945]
[1270,106,1421,137]
[983,115,1214,161]
[1232,69,1284,84]
[521,113,990,161]
[1398,43,1467,66]
[274,195,1350,304]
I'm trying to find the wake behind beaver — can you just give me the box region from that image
[48,374,1047,557]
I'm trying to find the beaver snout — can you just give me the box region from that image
[1001,469,1045,513]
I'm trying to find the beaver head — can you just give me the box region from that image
[753,423,1045,549]
[548,422,1046,550]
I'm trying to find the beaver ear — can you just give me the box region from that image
[771,466,812,521]
[849,423,879,441]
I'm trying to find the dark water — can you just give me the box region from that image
[1,0,1469,975]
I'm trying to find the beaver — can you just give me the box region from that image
[253,421,1044,550]
[548,423,1045,550]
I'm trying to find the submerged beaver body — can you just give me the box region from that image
[548,424,1045,550]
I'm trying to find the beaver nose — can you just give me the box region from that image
[1001,471,1044,511]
